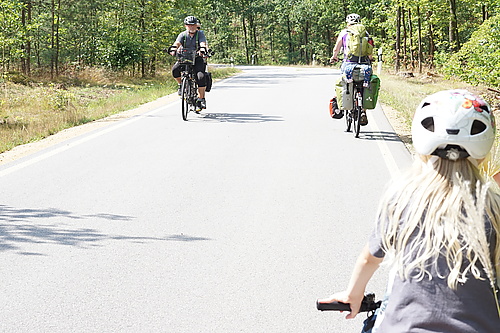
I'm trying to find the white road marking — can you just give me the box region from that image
[0,104,172,178]
[368,106,402,178]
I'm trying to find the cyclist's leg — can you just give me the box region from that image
[172,62,182,94]
[194,57,207,108]
[194,57,207,98]
[363,64,372,87]
[341,62,355,83]
[172,62,182,84]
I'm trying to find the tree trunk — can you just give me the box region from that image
[448,0,460,51]
[21,2,26,73]
[408,8,414,69]
[51,0,55,78]
[55,0,60,76]
[482,4,488,21]
[402,7,407,69]
[139,0,146,77]
[250,14,257,63]
[395,6,401,72]
[427,12,436,68]
[27,0,32,73]
[417,7,423,73]
[49,0,62,78]
[286,16,293,63]
[304,21,309,64]
[242,17,249,64]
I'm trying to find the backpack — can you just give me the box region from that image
[345,24,374,61]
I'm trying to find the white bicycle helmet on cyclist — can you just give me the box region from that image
[346,14,361,25]
[184,16,198,25]
[412,89,495,160]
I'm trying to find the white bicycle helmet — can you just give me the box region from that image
[346,14,361,25]
[184,16,198,25]
[412,89,495,160]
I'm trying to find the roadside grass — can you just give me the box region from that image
[378,71,484,134]
[0,66,239,154]
[378,68,500,174]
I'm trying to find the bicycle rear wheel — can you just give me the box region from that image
[345,109,352,132]
[353,91,362,138]
[181,77,190,121]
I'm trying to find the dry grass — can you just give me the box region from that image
[0,66,239,153]
[378,68,500,172]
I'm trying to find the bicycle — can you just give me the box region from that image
[169,46,211,121]
[317,293,381,333]
[344,65,368,138]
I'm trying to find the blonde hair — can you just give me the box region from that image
[377,154,500,292]
[481,142,500,179]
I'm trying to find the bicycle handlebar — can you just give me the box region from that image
[166,45,214,58]
[316,293,380,312]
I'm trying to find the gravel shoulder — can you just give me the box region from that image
[380,103,414,154]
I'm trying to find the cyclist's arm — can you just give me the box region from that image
[324,244,383,319]
[330,34,344,62]
[169,41,182,55]
[198,30,208,51]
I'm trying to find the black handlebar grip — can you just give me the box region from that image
[316,293,380,312]
[316,299,351,311]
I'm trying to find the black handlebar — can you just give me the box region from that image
[166,45,214,57]
[316,293,381,312]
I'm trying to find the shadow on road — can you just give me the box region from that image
[191,113,284,123]
[0,205,211,255]
[358,131,407,142]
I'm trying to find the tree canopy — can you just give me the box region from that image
[1,0,500,87]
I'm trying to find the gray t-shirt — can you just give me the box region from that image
[369,210,499,332]
[175,30,207,52]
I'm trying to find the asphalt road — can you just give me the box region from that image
[0,66,412,332]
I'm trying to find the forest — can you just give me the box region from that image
[1,0,500,87]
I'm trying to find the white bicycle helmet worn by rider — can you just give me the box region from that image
[346,13,361,25]
[184,16,198,25]
[412,89,496,160]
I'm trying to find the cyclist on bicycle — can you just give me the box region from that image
[330,13,374,125]
[170,15,208,112]
[322,90,500,332]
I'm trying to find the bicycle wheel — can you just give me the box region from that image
[345,109,352,132]
[181,77,190,121]
[190,80,198,112]
[353,91,362,138]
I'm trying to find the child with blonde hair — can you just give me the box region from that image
[321,90,500,332]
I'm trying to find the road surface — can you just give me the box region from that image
[0,66,412,332]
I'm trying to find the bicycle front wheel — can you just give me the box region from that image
[181,77,190,121]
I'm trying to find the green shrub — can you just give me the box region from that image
[442,15,500,88]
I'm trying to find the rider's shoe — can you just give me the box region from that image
[196,98,206,110]
[196,98,206,113]
[177,84,182,96]
[360,111,368,126]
